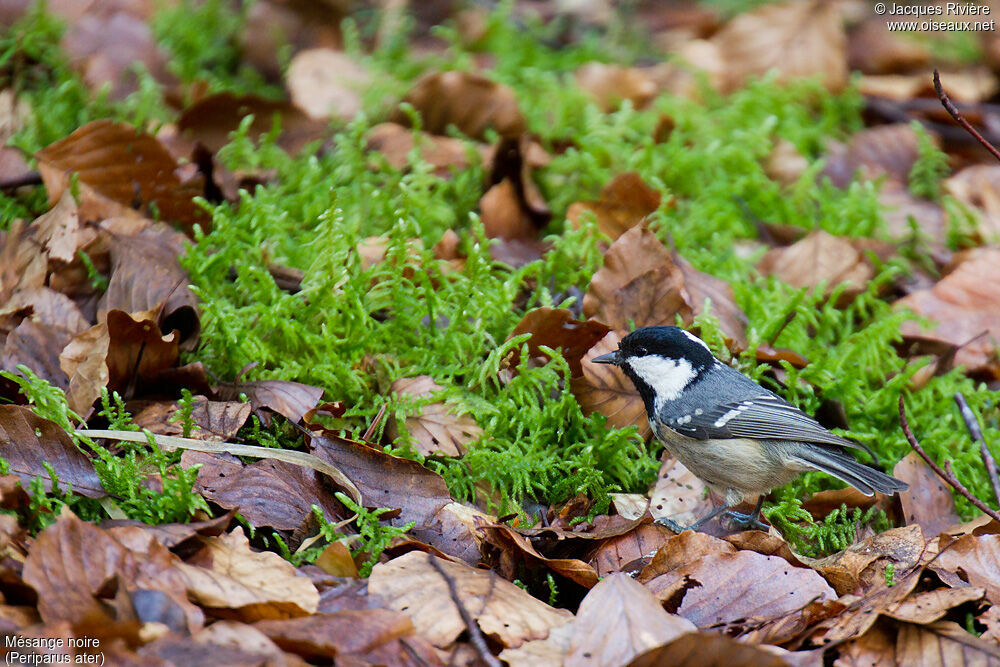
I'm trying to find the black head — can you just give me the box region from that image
[591,326,717,412]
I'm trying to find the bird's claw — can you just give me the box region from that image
[653,517,689,533]
[724,510,769,532]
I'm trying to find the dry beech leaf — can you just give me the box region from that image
[571,332,651,438]
[978,604,1000,644]
[102,509,236,551]
[392,71,526,141]
[507,307,611,378]
[821,124,928,190]
[712,0,847,94]
[181,451,342,532]
[879,188,948,249]
[366,122,480,176]
[673,253,748,348]
[97,224,200,351]
[479,523,600,588]
[253,609,441,664]
[648,456,711,528]
[757,230,873,299]
[944,165,1000,242]
[567,172,662,241]
[835,621,899,667]
[566,573,696,666]
[0,286,90,335]
[368,551,573,649]
[639,531,736,584]
[314,542,359,578]
[574,63,658,112]
[895,621,1000,665]
[130,398,251,442]
[30,189,84,265]
[800,525,925,597]
[931,533,1000,605]
[626,632,792,667]
[895,248,1000,377]
[2,319,74,390]
[847,16,930,74]
[893,452,961,536]
[286,48,370,121]
[190,620,292,663]
[181,530,319,619]
[386,376,482,458]
[35,120,209,234]
[498,622,574,667]
[884,587,985,625]
[765,138,810,187]
[0,406,105,498]
[589,523,674,578]
[582,225,692,334]
[480,178,539,241]
[215,378,323,424]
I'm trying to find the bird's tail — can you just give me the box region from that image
[794,445,909,496]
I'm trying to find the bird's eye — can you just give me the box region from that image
[636,346,648,355]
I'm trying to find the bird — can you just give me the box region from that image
[591,325,908,532]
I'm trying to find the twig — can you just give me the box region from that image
[362,403,388,443]
[954,393,1000,506]
[934,69,1000,164]
[427,554,501,667]
[898,395,1000,523]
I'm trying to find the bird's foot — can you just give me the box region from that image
[653,517,690,533]
[724,510,769,532]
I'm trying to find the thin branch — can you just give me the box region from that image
[934,69,1000,164]
[898,395,1000,523]
[362,403,388,443]
[427,554,502,667]
[954,393,1000,506]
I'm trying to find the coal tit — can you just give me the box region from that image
[592,326,908,532]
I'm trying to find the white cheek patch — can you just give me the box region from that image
[682,330,711,353]
[626,356,696,403]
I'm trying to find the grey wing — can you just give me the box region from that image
[671,393,875,457]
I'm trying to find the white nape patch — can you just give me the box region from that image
[713,402,753,428]
[626,355,696,405]
[682,329,711,353]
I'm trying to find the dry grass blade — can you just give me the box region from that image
[77,429,361,506]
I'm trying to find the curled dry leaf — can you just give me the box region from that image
[366,122,480,176]
[626,632,793,667]
[180,530,319,620]
[712,0,847,94]
[253,609,441,664]
[498,622,575,667]
[368,551,573,648]
[0,405,105,498]
[892,452,961,536]
[2,287,90,391]
[286,48,370,121]
[648,456,711,529]
[673,253,748,348]
[392,71,526,141]
[800,525,925,597]
[757,230,873,300]
[589,522,674,578]
[895,248,1000,377]
[944,165,1000,242]
[847,16,930,74]
[30,189,85,265]
[181,451,342,532]
[507,307,611,378]
[102,509,235,552]
[567,172,662,241]
[583,225,692,334]
[479,522,600,588]
[884,587,985,625]
[35,120,209,234]
[566,573,696,667]
[215,378,324,424]
[130,397,251,442]
[821,123,928,190]
[574,62,658,112]
[570,332,651,438]
[896,621,1000,665]
[931,533,1000,605]
[386,376,482,458]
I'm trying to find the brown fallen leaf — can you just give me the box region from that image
[35,120,209,234]
[944,165,1000,242]
[673,253,748,348]
[801,525,925,597]
[626,632,793,667]
[847,16,930,74]
[647,456,711,529]
[570,332,651,438]
[765,138,810,188]
[758,230,873,300]
[498,622,575,666]
[507,307,611,378]
[835,621,899,667]
[895,248,1000,377]
[884,586,985,625]
[313,542,358,578]
[181,451,343,532]
[386,376,482,457]
[286,48,370,121]
[878,187,948,250]
[800,486,878,521]
[215,378,324,424]
[821,124,929,190]
[102,509,235,552]
[582,225,691,334]
[713,0,847,94]
[893,452,961,536]
[931,533,1000,605]
[809,567,922,645]
[253,609,442,664]
[240,0,344,81]
[130,397,251,442]
[978,604,1000,644]
[895,621,1000,665]
[566,573,696,666]
[0,405,105,498]
[588,522,674,578]
[639,531,736,585]
[391,70,526,141]
[574,63,658,112]
[480,178,541,241]
[3,319,75,390]
[483,135,551,240]
[29,189,86,265]
[366,122,481,176]
[368,551,573,648]
[567,172,662,241]
[173,93,328,157]
[479,522,600,588]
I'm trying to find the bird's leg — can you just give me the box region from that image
[655,503,732,533]
[724,496,769,531]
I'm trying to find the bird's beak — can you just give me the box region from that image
[591,351,620,365]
